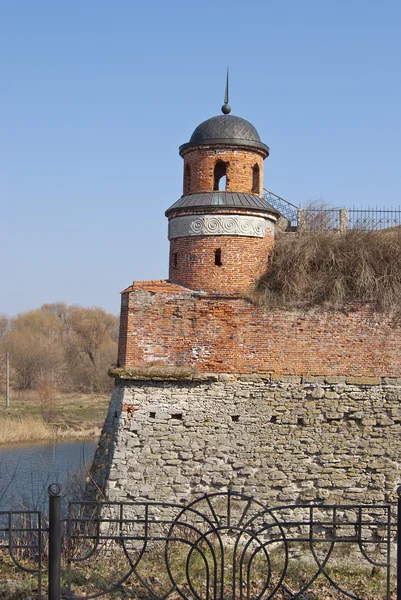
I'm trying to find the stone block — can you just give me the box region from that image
[346,377,381,386]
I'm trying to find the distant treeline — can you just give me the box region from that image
[0,303,118,393]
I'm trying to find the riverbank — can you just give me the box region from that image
[0,391,109,445]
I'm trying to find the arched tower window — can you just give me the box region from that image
[213,160,228,191]
[184,164,191,194]
[252,164,260,194]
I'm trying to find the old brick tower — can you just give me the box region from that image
[90,87,401,507]
[166,96,278,294]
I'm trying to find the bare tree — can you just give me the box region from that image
[4,304,118,393]
[67,306,118,393]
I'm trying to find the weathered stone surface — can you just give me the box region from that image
[88,377,401,506]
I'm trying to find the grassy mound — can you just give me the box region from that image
[252,230,401,311]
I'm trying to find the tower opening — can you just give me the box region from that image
[215,248,222,266]
[252,164,260,194]
[184,164,191,194]
[213,161,228,191]
[218,175,227,190]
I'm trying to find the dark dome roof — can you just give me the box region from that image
[179,114,269,156]
[191,115,260,143]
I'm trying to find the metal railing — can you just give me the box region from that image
[349,208,401,231]
[263,189,299,227]
[263,189,401,232]
[298,208,401,233]
[0,508,44,597]
[1,485,401,599]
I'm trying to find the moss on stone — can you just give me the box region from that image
[108,365,195,381]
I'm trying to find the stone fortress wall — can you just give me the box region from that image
[91,282,401,506]
[91,373,401,505]
[90,100,401,507]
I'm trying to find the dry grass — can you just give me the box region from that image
[252,229,401,312]
[61,545,396,599]
[0,414,102,445]
[0,391,109,445]
[0,415,53,444]
[0,526,395,599]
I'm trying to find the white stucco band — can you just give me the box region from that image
[168,214,273,240]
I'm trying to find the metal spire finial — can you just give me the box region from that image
[221,68,231,115]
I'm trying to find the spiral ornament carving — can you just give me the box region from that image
[168,215,272,239]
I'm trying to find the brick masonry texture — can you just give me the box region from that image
[182,148,265,195]
[98,120,401,510]
[118,282,401,377]
[89,376,401,505]
[168,229,274,293]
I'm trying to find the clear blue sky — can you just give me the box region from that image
[2,0,400,317]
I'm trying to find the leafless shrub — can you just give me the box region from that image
[252,229,401,312]
[36,384,59,423]
[298,198,341,232]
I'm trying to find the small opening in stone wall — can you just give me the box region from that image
[215,248,222,266]
[297,417,305,426]
[231,415,240,422]
[270,416,277,424]
[214,160,228,191]
[171,413,183,420]
[252,163,260,194]
[173,252,178,268]
[149,412,156,419]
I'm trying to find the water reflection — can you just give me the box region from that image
[0,439,97,511]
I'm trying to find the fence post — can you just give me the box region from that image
[297,209,306,232]
[397,486,401,600]
[48,484,62,600]
[339,209,349,232]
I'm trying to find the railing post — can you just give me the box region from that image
[339,209,349,232]
[397,486,401,600]
[48,484,62,600]
[297,208,306,232]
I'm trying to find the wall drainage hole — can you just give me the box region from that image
[270,416,277,424]
[231,415,240,422]
[171,413,183,420]
[297,418,306,426]
[149,412,156,419]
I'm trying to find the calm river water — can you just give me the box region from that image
[0,439,97,511]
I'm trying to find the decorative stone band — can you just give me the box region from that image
[168,214,273,239]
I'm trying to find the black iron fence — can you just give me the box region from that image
[262,189,401,232]
[298,208,401,232]
[0,508,44,597]
[1,485,401,599]
[291,207,401,233]
[348,208,401,231]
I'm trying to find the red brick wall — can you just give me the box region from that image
[118,282,401,377]
[117,293,129,367]
[168,229,274,293]
[183,148,265,195]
